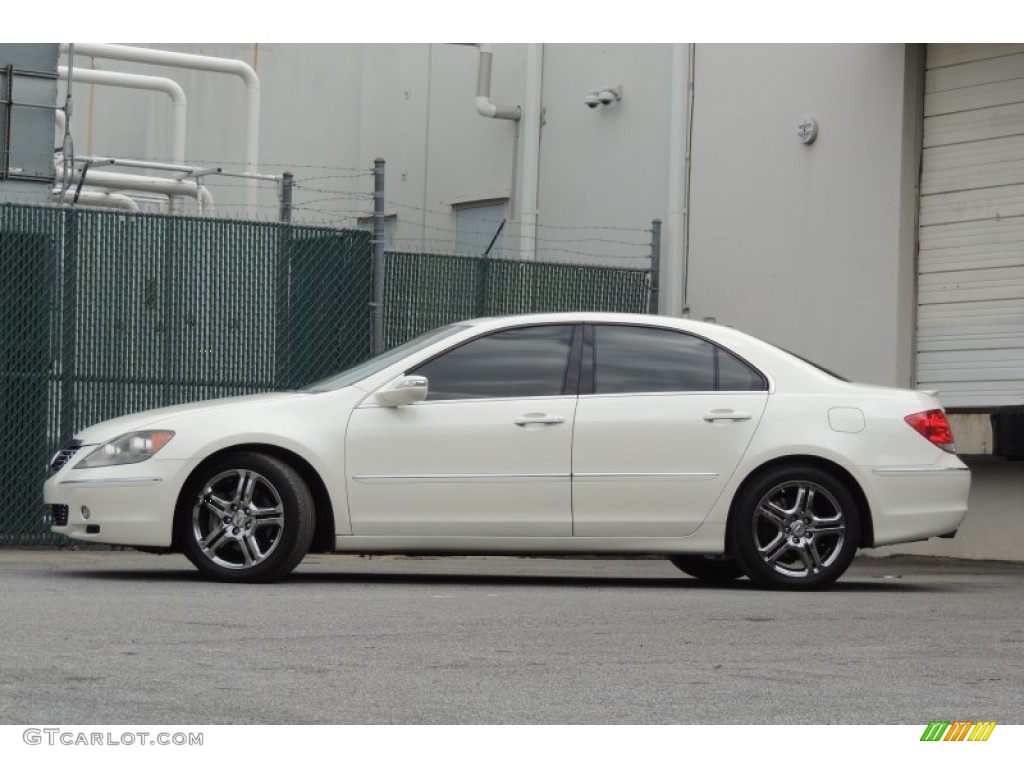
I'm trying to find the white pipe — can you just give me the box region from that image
[56,166,213,206]
[475,44,521,121]
[51,188,140,212]
[516,44,543,261]
[58,66,187,167]
[60,43,260,210]
[75,155,218,176]
[59,66,188,212]
[663,43,693,317]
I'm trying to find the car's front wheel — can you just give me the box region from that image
[177,451,314,582]
[730,464,860,589]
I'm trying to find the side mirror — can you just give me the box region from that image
[375,375,428,407]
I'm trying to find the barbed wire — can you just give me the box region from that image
[384,199,653,234]
[53,153,655,261]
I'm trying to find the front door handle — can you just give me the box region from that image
[514,413,566,426]
[703,410,752,423]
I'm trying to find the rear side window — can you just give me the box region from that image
[413,324,575,400]
[592,325,766,394]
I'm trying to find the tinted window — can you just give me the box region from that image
[304,325,465,392]
[594,325,714,393]
[413,325,574,401]
[593,325,767,393]
[718,348,768,391]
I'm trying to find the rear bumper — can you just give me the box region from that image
[864,465,971,547]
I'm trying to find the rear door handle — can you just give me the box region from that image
[515,413,566,426]
[703,410,752,423]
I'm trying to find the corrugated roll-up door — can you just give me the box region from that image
[917,44,1024,407]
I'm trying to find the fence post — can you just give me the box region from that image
[648,218,662,314]
[279,171,294,224]
[370,159,385,355]
[275,172,294,388]
[59,208,79,442]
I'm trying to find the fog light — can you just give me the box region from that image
[81,506,90,520]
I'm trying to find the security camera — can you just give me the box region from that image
[597,88,621,105]
[583,93,601,109]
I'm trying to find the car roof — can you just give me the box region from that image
[460,312,754,342]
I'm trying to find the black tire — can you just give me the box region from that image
[668,555,745,582]
[177,451,315,583]
[730,464,860,590]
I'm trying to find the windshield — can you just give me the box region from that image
[303,325,466,392]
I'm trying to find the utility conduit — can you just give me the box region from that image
[58,66,187,167]
[60,43,260,211]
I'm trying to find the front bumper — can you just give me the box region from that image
[44,460,189,547]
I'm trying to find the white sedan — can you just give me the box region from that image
[45,313,970,589]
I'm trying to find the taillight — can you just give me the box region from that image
[905,410,956,452]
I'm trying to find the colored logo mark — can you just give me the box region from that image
[920,721,997,742]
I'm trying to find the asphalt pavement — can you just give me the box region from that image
[1,549,1021,724]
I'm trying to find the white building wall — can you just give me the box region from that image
[356,44,522,254]
[685,44,917,389]
[533,44,671,267]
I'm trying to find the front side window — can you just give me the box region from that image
[303,325,465,392]
[413,325,574,401]
[592,325,766,394]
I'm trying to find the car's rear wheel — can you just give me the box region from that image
[178,451,314,582]
[668,555,745,582]
[730,464,860,590]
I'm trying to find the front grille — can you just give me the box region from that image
[50,504,70,526]
[49,440,83,473]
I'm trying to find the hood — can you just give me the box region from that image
[73,391,308,445]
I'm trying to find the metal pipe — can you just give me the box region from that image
[371,159,385,356]
[516,44,543,260]
[59,66,188,211]
[57,43,75,205]
[51,187,140,212]
[60,43,261,210]
[474,44,521,121]
[649,219,662,314]
[73,155,218,176]
[55,165,213,202]
[58,66,187,167]
[663,43,694,317]
[279,171,294,224]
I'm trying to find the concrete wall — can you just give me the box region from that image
[534,44,670,266]
[685,44,918,389]
[356,44,522,254]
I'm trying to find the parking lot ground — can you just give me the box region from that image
[1,549,1022,724]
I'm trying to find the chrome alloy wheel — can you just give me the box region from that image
[751,480,847,579]
[191,469,285,569]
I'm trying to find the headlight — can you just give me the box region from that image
[75,430,175,468]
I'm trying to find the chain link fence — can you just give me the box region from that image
[1,204,371,544]
[383,251,651,347]
[1,203,651,545]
